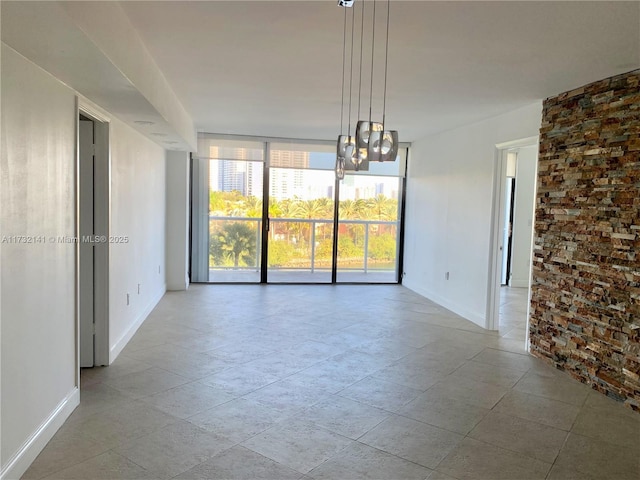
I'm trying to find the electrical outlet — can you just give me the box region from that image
[126,293,130,305]
[158,265,161,274]
[445,272,450,280]
[137,284,141,294]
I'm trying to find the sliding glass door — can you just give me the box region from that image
[336,173,402,283]
[192,135,406,284]
[267,142,336,283]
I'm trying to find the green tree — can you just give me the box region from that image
[243,196,262,218]
[339,199,366,220]
[368,233,396,261]
[213,222,256,268]
[290,199,332,220]
[366,194,397,221]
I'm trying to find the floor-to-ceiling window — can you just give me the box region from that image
[191,134,407,284]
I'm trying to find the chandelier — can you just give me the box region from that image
[336,0,398,180]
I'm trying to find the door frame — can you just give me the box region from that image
[76,98,110,374]
[486,136,538,335]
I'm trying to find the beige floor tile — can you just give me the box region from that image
[513,372,591,406]
[139,381,236,419]
[372,362,449,391]
[448,360,526,387]
[320,350,392,377]
[583,389,637,414]
[493,390,580,431]
[471,348,537,372]
[427,472,459,480]
[437,437,551,480]
[468,411,568,463]
[197,364,280,396]
[113,419,234,478]
[103,367,190,399]
[79,355,154,385]
[399,391,490,435]
[241,419,353,474]
[283,363,368,394]
[571,404,640,449]
[42,451,158,479]
[74,400,178,447]
[427,375,510,409]
[553,433,640,480]
[65,383,135,424]
[241,378,328,416]
[25,284,638,480]
[173,445,302,480]
[296,395,390,439]
[351,337,419,362]
[545,464,602,480]
[21,424,112,480]
[187,397,291,443]
[336,376,423,412]
[307,442,432,480]
[359,415,463,469]
[207,341,277,364]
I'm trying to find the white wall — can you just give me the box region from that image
[403,102,541,327]
[510,145,538,288]
[109,118,167,361]
[0,44,168,478]
[166,151,190,291]
[1,45,78,478]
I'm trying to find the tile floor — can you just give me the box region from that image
[23,285,639,480]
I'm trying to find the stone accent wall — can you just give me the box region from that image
[530,69,640,411]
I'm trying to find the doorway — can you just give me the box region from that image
[78,107,109,368]
[488,137,538,339]
[501,152,517,286]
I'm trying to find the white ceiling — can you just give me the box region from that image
[119,0,640,143]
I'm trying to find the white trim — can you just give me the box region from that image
[167,280,189,291]
[77,101,111,367]
[77,96,111,123]
[109,285,166,363]
[488,136,539,338]
[495,136,539,150]
[404,281,486,328]
[0,388,79,480]
[486,147,509,330]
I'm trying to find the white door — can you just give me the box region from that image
[79,119,94,367]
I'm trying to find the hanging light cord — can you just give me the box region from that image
[357,0,366,121]
[340,7,347,135]
[368,0,377,123]
[382,0,391,129]
[347,6,356,137]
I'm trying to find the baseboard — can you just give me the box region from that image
[166,279,189,291]
[403,280,487,328]
[0,387,79,480]
[109,284,166,363]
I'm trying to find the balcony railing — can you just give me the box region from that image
[208,215,398,274]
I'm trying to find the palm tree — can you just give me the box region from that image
[243,196,262,218]
[339,199,366,220]
[291,199,332,219]
[366,194,397,221]
[216,222,256,269]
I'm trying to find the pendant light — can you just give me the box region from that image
[336,0,398,181]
